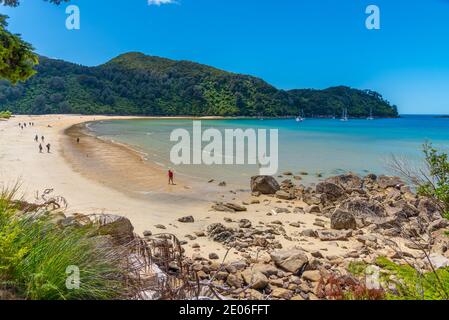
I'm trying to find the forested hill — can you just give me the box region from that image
[0,52,398,117]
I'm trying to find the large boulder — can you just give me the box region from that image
[331,209,357,230]
[326,173,363,190]
[95,214,135,245]
[343,198,386,218]
[270,249,309,274]
[316,182,345,201]
[241,269,269,290]
[377,176,404,189]
[251,176,281,194]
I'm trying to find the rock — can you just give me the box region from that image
[306,205,321,214]
[302,270,321,283]
[227,273,243,288]
[289,222,301,228]
[429,219,449,233]
[301,229,318,238]
[143,230,153,237]
[224,202,247,212]
[194,231,206,237]
[218,181,227,187]
[311,251,324,259]
[209,253,219,260]
[271,287,293,300]
[207,223,235,243]
[212,203,235,212]
[178,216,194,223]
[316,182,344,201]
[283,171,293,176]
[242,269,269,290]
[377,176,403,189]
[252,264,280,277]
[276,190,294,200]
[327,173,362,190]
[270,249,309,274]
[343,199,386,218]
[317,229,352,241]
[95,214,135,244]
[239,219,252,228]
[49,212,67,225]
[331,209,357,230]
[429,254,449,269]
[274,207,290,214]
[251,176,281,195]
[154,224,166,230]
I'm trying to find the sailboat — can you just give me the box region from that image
[367,108,374,120]
[296,110,305,122]
[340,108,348,122]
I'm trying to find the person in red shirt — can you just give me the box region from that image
[168,169,174,185]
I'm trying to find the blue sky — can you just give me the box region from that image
[1,0,449,114]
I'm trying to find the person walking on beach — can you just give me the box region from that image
[46,143,51,153]
[77,137,80,144]
[41,135,45,142]
[39,143,43,153]
[168,169,175,185]
[34,135,38,142]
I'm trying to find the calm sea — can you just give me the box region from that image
[87,115,449,187]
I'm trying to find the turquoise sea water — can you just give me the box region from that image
[88,115,449,186]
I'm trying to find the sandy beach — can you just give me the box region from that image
[0,115,365,260]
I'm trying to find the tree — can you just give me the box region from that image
[0,15,37,83]
[0,0,70,83]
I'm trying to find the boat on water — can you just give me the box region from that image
[341,108,349,121]
[296,110,305,122]
[367,108,374,120]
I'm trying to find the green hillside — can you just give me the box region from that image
[0,52,398,117]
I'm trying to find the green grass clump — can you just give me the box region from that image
[0,187,132,300]
[375,257,449,300]
[0,110,12,119]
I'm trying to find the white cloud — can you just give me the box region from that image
[148,0,177,6]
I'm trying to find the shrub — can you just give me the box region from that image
[0,110,12,119]
[375,257,449,300]
[418,143,449,219]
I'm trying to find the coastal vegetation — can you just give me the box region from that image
[0,186,143,300]
[0,110,11,119]
[0,53,398,117]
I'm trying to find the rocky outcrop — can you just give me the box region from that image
[251,176,280,194]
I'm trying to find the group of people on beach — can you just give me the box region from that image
[34,134,51,153]
[18,122,34,130]
[19,122,51,154]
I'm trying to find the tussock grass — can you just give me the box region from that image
[0,186,136,300]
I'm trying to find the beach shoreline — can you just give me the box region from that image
[0,114,357,259]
